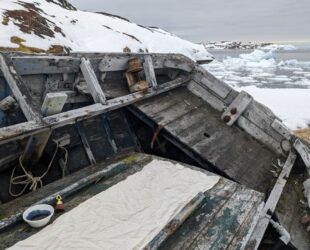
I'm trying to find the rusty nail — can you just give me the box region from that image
[223,115,231,123]
[230,107,237,115]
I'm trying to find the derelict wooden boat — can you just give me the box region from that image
[0,52,309,249]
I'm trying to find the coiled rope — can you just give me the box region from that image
[9,140,68,197]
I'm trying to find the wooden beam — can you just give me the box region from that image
[143,55,157,89]
[0,54,41,122]
[80,57,106,104]
[271,119,292,140]
[22,93,67,165]
[100,115,117,153]
[0,76,190,144]
[193,66,233,99]
[249,151,297,249]
[221,91,253,126]
[77,122,97,165]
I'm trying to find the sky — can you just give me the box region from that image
[69,0,310,44]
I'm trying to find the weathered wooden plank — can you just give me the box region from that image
[242,101,285,143]
[160,179,239,250]
[135,88,277,193]
[271,119,292,140]
[221,91,253,126]
[137,88,191,117]
[80,57,106,104]
[237,116,284,155]
[193,66,232,99]
[100,115,117,153]
[0,54,41,122]
[60,90,92,104]
[188,187,262,250]
[143,55,157,89]
[10,56,81,75]
[227,202,264,250]
[188,80,226,112]
[149,91,203,126]
[97,53,195,72]
[77,122,97,165]
[145,192,205,250]
[248,151,297,250]
[0,76,190,144]
[294,139,310,174]
[162,57,195,72]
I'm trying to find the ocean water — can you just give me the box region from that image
[205,48,310,89]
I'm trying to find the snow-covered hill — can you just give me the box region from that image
[0,0,213,61]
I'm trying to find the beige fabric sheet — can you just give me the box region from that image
[9,159,219,250]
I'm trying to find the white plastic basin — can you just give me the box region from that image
[23,204,54,228]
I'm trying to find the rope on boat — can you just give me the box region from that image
[9,141,68,197]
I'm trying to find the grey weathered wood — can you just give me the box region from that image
[80,57,106,104]
[237,116,283,155]
[188,80,226,112]
[271,119,292,140]
[145,192,205,250]
[22,93,68,165]
[0,96,17,111]
[98,54,195,73]
[221,91,253,126]
[10,56,81,75]
[294,139,310,175]
[163,58,195,72]
[0,54,41,122]
[135,87,277,193]
[77,122,97,165]
[248,151,297,250]
[6,53,194,76]
[193,66,232,99]
[187,187,263,250]
[242,101,284,142]
[60,90,92,104]
[143,55,157,89]
[0,76,190,144]
[41,93,67,116]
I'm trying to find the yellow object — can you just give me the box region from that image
[56,195,63,205]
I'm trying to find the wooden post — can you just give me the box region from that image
[80,57,106,104]
[0,54,41,122]
[143,55,157,89]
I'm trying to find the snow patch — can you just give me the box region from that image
[0,0,213,61]
[236,86,310,130]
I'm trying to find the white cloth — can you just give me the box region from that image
[9,159,219,250]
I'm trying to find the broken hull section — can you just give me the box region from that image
[0,52,309,249]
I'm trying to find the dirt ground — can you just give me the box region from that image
[295,127,310,144]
